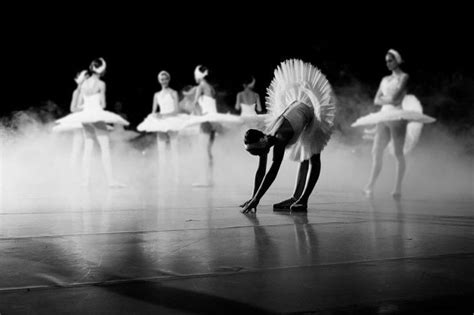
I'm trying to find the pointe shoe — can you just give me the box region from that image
[273,197,296,211]
[290,202,308,212]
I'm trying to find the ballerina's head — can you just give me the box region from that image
[194,65,208,83]
[158,70,171,88]
[244,129,276,156]
[90,57,107,76]
[386,49,403,71]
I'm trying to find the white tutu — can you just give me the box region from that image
[180,95,242,133]
[110,125,140,141]
[137,114,191,133]
[238,103,266,129]
[55,94,129,127]
[240,103,257,116]
[239,114,268,130]
[352,95,436,154]
[265,59,336,161]
[52,121,83,132]
[390,95,430,155]
[351,95,436,127]
[182,112,243,128]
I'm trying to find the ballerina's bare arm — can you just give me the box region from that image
[99,81,106,109]
[374,74,409,105]
[182,86,197,96]
[171,90,179,114]
[252,153,268,196]
[255,92,262,112]
[70,89,80,112]
[373,79,385,106]
[254,145,285,200]
[242,144,285,212]
[192,84,203,115]
[241,153,267,208]
[152,92,159,114]
[386,74,409,103]
[235,92,242,111]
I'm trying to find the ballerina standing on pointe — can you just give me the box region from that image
[55,58,129,187]
[241,59,336,214]
[351,49,435,198]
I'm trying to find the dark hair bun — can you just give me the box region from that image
[244,129,265,144]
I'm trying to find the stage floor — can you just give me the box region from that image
[1,128,473,314]
[1,179,473,314]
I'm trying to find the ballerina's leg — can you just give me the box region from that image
[293,160,309,200]
[206,129,216,186]
[274,160,309,210]
[81,124,95,186]
[389,120,407,198]
[292,154,321,211]
[70,129,83,168]
[95,122,123,188]
[365,123,390,195]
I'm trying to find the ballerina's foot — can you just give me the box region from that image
[391,191,401,199]
[241,207,256,214]
[273,197,297,211]
[290,202,308,212]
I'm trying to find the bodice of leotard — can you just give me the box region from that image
[157,90,176,114]
[380,75,406,107]
[82,94,102,111]
[240,103,256,116]
[198,95,217,114]
[282,102,314,144]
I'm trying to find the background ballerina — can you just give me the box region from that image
[137,71,189,149]
[235,76,266,130]
[182,65,240,186]
[55,58,129,187]
[351,49,436,198]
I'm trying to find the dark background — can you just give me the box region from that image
[3,7,473,134]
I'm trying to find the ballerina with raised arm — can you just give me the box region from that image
[56,58,129,187]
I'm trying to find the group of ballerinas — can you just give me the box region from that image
[54,61,264,188]
[53,49,436,214]
[137,65,263,186]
